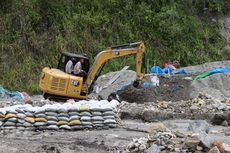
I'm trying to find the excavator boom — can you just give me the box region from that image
[84,41,145,93]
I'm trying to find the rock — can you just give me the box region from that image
[128,142,135,149]
[209,146,220,153]
[146,123,167,134]
[183,136,200,150]
[196,146,203,151]
[188,120,210,133]
[223,143,230,153]
[190,105,199,111]
[198,131,212,148]
[139,144,146,151]
[217,103,227,111]
[146,144,160,153]
[174,148,180,152]
[221,120,228,127]
[174,131,186,138]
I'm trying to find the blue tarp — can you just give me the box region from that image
[0,86,24,101]
[210,67,230,74]
[150,66,187,75]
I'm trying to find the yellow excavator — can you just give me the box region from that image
[39,41,145,100]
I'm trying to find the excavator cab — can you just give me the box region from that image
[57,52,90,75]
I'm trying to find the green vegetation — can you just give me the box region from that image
[0,0,229,93]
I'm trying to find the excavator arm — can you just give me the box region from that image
[84,41,145,93]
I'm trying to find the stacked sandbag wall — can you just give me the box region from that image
[0,100,119,130]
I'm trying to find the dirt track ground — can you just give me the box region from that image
[0,120,230,153]
[0,127,147,153]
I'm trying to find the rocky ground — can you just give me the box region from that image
[0,61,230,153]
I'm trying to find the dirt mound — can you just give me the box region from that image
[118,60,230,103]
[118,75,192,103]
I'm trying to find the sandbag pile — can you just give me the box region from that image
[0,99,119,130]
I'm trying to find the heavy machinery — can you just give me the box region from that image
[39,41,145,100]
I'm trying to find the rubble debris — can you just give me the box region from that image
[183,136,200,151]
[209,146,221,153]
[188,120,210,133]
[118,94,230,122]
[146,144,160,153]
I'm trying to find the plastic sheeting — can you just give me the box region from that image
[193,67,230,80]
[150,66,186,75]
[0,86,31,102]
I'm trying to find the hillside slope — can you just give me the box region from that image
[0,0,229,93]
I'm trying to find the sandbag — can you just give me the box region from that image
[34,122,47,127]
[3,121,16,127]
[46,116,58,121]
[68,112,80,116]
[69,120,81,126]
[25,117,35,123]
[23,122,33,127]
[92,108,112,112]
[79,105,90,111]
[35,113,46,118]
[91,111,102,116]
[15,109,25,113]
[45,107,57,112]
[57,107,68,113]
[103,116,115,120]
[57,120,68,125]
[104,119,116,124]
[5,113,17,119]
[47,125,59,130]
[6,109,17,114]
[68,107,79,112]
[80,111,92,117]
[0,110,6,115]
[69,115,80,121]
[0,114,5,118]
[47,120,57,125]
[81,121,93,126]
[35,117,47,122]
[71,125,84,130]
[58,116,69,122]
[25,112,34,117]
[92,121,104,124]
[2,126,16,129]
[83,125,93,129]
[80,116,91,121]
[7,117,17,122]
[103,111,115,116]
[18,119,25,124]
[108,124,117,128]
[34,108,45,114]
[0,121,2,126]
[59,125,71,130]
[17,113,26,119]
[91,116,104,121]
[58,113,69,118]
[45,112,58,116]
[93,124,104,127]
[16,123,24,127]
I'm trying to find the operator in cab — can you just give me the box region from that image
[73,58,86,76]
[65,58,76,74]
